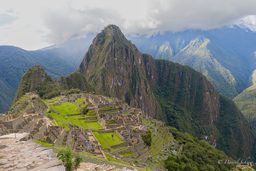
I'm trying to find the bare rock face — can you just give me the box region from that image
[0,133,65,171]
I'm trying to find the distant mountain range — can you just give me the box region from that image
[0,34,94,112]
[1,25,256,112]
[128,26,256,98]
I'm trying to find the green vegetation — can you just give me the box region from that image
[93,132,124,149]
[164,127,236,171]
[50,102,79,114]
[106,119,117,125]
[120,151,135,157]
[234,83,256,132]
[80,122,103,130]
[99,133,124,146]
[81,107,89,115]
[57,149,82,171]
[141,130,152,147]
[57,71,93,92]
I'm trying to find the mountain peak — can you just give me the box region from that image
[92,24,126,46]
[13,64,53,104]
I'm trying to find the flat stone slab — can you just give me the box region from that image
[0,133,29,139]
[0,134,65,171]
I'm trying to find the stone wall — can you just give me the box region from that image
[133,142,145,151]
[66,131,73,148]
[119,148,132,154]
[153,163,163,171]
[138,147,148,155]
[33,122,47,140]
[97,130,114,133]
[106,124,122,129]
[55,130,67,146]
[66,113,81,116]
[2,115,24,129]
[110,143,126,149]
[115,130,125,142]
[22,121,34,133]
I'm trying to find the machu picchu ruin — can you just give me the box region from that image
[0,92,179,170]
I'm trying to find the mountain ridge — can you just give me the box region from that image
[73,25,256,159]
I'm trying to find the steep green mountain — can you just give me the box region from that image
[234,83,256,131]
[78,25,158,117]
[128,28,253,99]
[74,25,256,159]
[13,65,93,104]
[13,65,59,103]
[57,71,93,92]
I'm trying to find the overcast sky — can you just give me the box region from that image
[1,0,256,50]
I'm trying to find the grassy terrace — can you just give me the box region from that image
[75,98,86,108]
[120,151,135,157]
[80,121,103,130]
[45,97,104,130]
[50,102,80,114]
[93,132,124,149]
[98,107,118,112]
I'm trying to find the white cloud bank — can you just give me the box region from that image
[0,0,256,50]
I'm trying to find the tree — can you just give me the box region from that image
[141,130,152,146]
[57,149,82,171]
[81,107,89,115]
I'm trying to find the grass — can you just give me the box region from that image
[120,151,135,157]
[34,140,65,149]
[93,132,124,148]
[46,100,83,130]
[100,133,124,147]
[68,115,82,127]
[79,121,103,130]
[51,102,80,114]
[93,132,109,149]
[111,146,129,153]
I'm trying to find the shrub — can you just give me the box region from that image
[38,138,47,143]
[81,107,89,115]
[141,130,152,146]
[46,113,54,120]
[57,149,82,171]
[106,119,117,125]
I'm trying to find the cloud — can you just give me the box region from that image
[1,0,256,49]
[0,13,18,26]
[146,0,256,33]
[42,0,256,44]
[42,6,125,44]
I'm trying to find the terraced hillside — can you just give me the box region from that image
[2,92,239,170]
[39,93,178,170]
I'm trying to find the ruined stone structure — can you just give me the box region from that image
[2,92,173,170]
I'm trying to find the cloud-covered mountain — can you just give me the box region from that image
[128,26,256,98]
